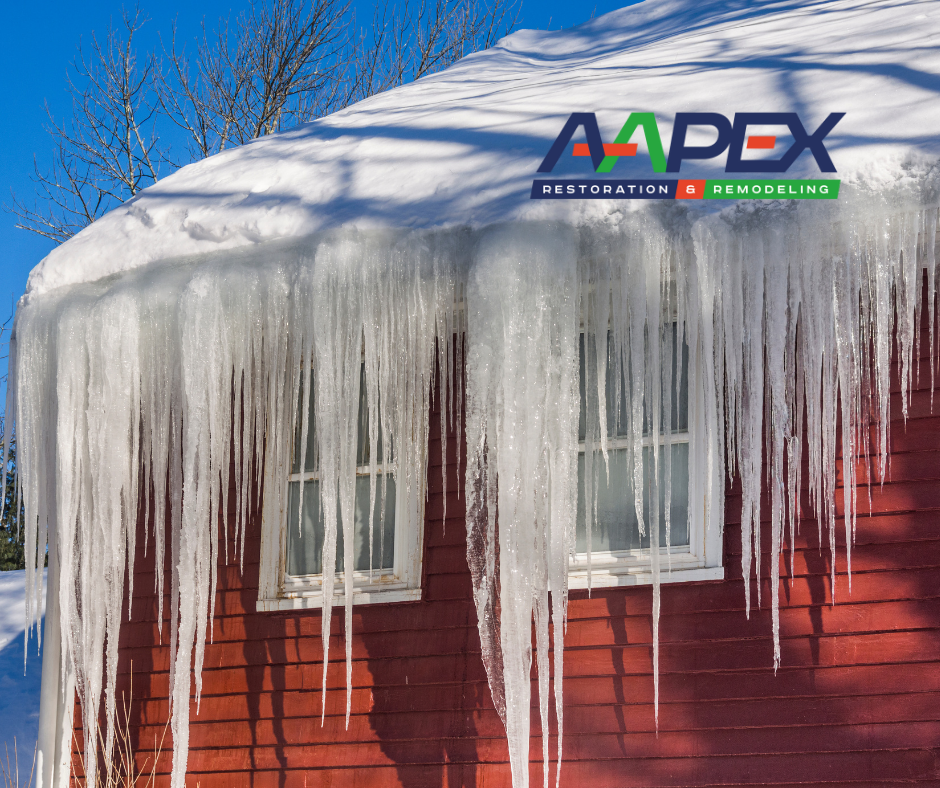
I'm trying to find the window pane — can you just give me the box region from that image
[293,365,384,473]
[287,475,396,576]
[576,443,690,551]
[579,327,689,440]
[291,374,317,474]
[356,368,385,465]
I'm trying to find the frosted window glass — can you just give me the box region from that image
[578,326,689,440]
[576,443,690,551]
[291,366,384,474]
[287,362,395,576]
[577,327,691,552]
[287,477,396,575]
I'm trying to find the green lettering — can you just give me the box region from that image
[596,112,667,173]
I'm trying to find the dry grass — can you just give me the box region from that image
[0,739,37,788]
[71,667,169,788]
[4,667,171,788]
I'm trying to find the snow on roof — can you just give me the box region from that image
[26,0,940,296]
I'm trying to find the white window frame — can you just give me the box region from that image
[568,330,723,589]
[257,380,426,612]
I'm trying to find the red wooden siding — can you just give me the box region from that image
[74,307,940,787]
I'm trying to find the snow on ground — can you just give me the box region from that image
[0,570,45,775]
[24,0,940,296]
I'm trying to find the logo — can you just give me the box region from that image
[531,112,844,200]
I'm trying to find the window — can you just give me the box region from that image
[568,328,723,588]
[257,365,425,611]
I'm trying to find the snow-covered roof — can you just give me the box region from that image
[26,0,940,296]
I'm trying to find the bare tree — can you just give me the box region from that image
[348,0,518,103]
[9,0,518,245]
[159,0,352,160]
[8,8,164,244]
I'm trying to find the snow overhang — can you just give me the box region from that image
[23,0,940,298]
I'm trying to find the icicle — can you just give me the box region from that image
[466,223,580,788]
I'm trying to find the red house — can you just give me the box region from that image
[17,1,940,787]
[108,324,940,787]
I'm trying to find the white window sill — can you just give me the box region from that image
[257,587,422,612]
[568,564,724,589]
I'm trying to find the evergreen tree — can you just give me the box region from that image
[0,435,25,571]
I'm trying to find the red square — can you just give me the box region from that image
[676,179,705,199]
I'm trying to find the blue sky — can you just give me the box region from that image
[0,0,635,320]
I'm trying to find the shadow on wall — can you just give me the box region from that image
[363,602,489,788]
[363,388,492,788]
